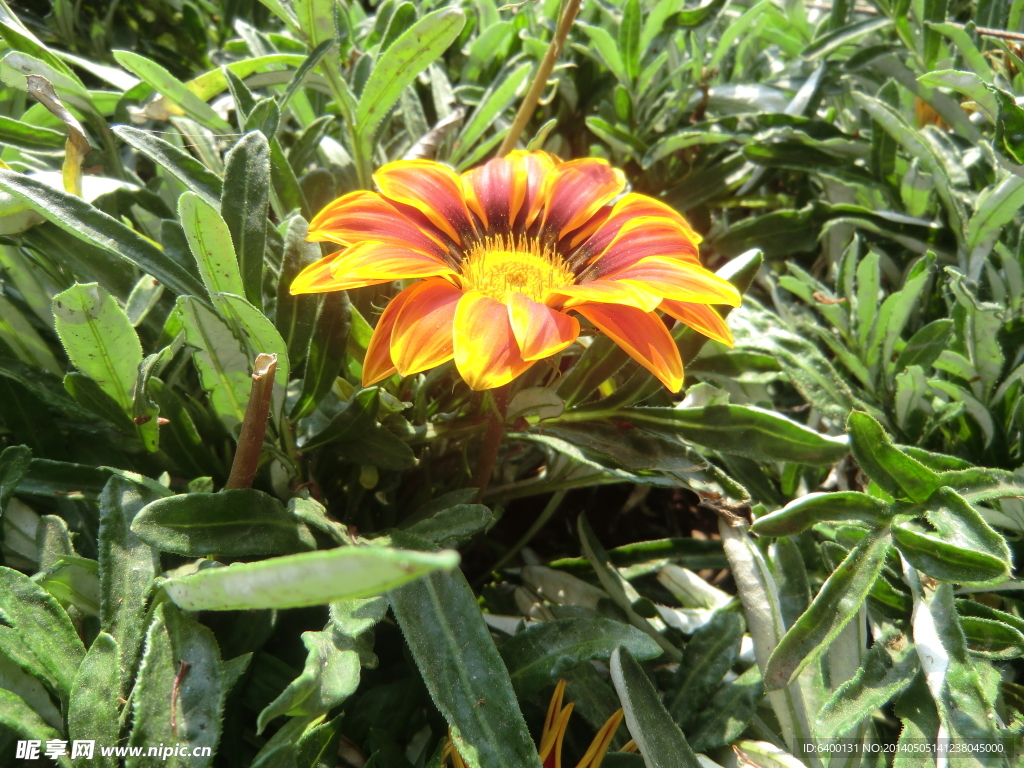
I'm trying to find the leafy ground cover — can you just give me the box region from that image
[1,0,1024,766]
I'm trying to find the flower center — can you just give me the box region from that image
[460,235,574,303]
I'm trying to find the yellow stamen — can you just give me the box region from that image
[461,235,574,303]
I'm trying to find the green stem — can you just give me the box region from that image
[472,384,510,500]
[490,490,566,573]
[497,0,582,156]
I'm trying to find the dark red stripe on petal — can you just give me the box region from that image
[539,158,625,239]
[374,160,477,246]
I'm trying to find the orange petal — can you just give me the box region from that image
[540,158,625,239]
[660,300,735,347]
[539,703,574,768]
[550,280,663,313]
[508,292,580,361]
[573,192,702,253]
[390,278,462,376]
[578,217,701,281]
[290,242,455,295]
[543,680,568,742]
[574,303,683,392]
[453,291,535,390]
[373,159,477,245]
[573,708,624,768]
[463,154,527,231]
[362,285,420,386]
[307,190,449,259]
[511,150,558,231]
[608,256,742,306]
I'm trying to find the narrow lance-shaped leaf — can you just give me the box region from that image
[0,689,70,767]
[815,631,918,739]
[500,618,662,698]
[764,527,891,690]
[0,171,208,298]
[163,545,459,611]
[128,603,223,767]
[68,632,120,768]
[179,192,246,298]
[578,514,681,661]
[52,282,141,413]
[847,410,939,501]
[112,125,223,205]
[751,491,892,537]
[131,489,316,557]
[389,567,542,768]
[222,131,270,309]
[98,474,165,694]
[625,404,849,465]
[355,9,467,140]
[292,290,350,420]
[0,565,86,698]
[610,646,703,768]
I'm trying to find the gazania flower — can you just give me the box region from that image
[291,152,740,392]
[443,680,634,768]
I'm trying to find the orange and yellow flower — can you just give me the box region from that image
[291,152,740,392]
[444,680,635,768]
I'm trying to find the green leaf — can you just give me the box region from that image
[610,646,703,768]
[764,527,891,690]
[0,170,207,298]
[53,282,140,416]
[0,444,31,515]
[389,567,542,768]
[163,545,459,611]
[500,618,662,698]
[894,318,954,375]
[292,291,351,420]
[991,86,1024,165]
[802,16,892,59]
[625,405,849,465]
[176,296,251,430]
[179,192,246,298]
[667,611,743,729]
[926,22,993,81]
[35,555,101,616]
[0,293,59,377]
[129,603,223,767]
[847,411,939,501]
[213,292,290,414]
[112,125,223,206]
[751,492,892,537]
[815,631,917,739]
[256,630,361,733]
[222,131,270,309]
[112,49,232,132]
[555,337,629,408]
[68,632,120,768]
[619,0,642,82]
[893,490,1012,587]
[0,689,69,767]
[355,9,466,139]
[960,616,1024,659]
[0,113,64,151]
[0,642,63,730]
[98,474,164,694]
[578,514,681,660]
[275,216,321,366]
[0,565,85,698]
[132,489,317,556]
[301,387,380,449]
[452,61,532,165]
[403,503,494,548]
[688,664,764,752]
[577,22,629,86]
